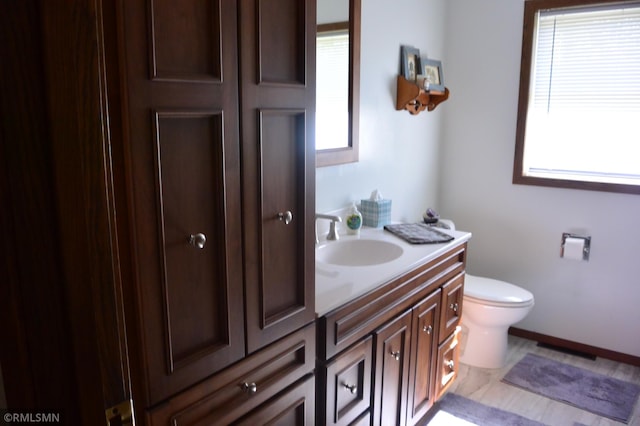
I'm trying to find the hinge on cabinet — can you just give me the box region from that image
[105,399,135,426]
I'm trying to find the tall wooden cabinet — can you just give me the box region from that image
[117,0,316,417]
[0,0,315,423]
[237,0,317,354]
[119,0,245,404]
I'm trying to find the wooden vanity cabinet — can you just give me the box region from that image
[317,243,467,426]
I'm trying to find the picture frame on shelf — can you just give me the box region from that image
[401,46,421,81]
[420,58,445,92]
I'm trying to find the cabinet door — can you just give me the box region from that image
[321,336,373,426]
[406,290,441,425]
[372,310,412,426]
[119,0,245,405]
[239,0,317,353]
[439,273,465,342]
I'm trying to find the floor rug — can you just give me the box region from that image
[502,353,640,424]
[424,393,546,426]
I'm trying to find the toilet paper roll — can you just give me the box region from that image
[563,237,585,260]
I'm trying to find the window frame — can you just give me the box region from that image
[513,0,640,195]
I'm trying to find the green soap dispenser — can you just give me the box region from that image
[345,202,363,235]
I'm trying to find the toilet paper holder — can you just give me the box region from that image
[561,233,591,261]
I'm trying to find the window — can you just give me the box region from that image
[316,25,349,150]
[514,0,640,194]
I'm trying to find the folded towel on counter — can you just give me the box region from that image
[384,223,454,244]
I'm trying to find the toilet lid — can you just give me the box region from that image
[464,274,534,307]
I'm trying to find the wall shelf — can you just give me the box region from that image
[395,75,449,115]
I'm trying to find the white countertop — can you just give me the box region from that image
[315,226,472,316]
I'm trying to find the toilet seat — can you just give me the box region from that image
[464,274,534,308]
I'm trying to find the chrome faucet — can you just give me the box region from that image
[315,213,342,243]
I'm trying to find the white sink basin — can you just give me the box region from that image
[316,239,404,266]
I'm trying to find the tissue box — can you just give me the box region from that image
[360,199,392,227]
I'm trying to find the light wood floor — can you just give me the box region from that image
[446,335,640,426]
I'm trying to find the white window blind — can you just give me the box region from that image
[523,2,640,185]
[316,31,349,150]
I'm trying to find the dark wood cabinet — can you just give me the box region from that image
[2,0,315,422]
[146,323,315,425]
[234,375,316,425]
[406,290,441,425]
[238,0,317,354]
[436,327,461,399]
[319,336,373,426]
[372,310,412,426]
[117,0,316,414]
[317,243,467,426]
[118,0,245,404]
[439,273,465,341]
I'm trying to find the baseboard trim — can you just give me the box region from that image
[508,327,640,367]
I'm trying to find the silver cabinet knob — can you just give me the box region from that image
[390,350,401,361]
[240,382,257,395]
[446,359,455,371]
[423,324,433,334]
[342,383,358,394]
[449,302,459,313]
[277,210,293,225]
[188,233,206,249]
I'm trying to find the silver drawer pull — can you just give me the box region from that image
[449,302,459,313]
[188,233,206,249]
[342,383,358,394]
[423,324,433,334]
[277,210,293,225]
[240,382,257,395]
[390,350,401,361]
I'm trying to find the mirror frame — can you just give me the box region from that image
[316,0,361,167]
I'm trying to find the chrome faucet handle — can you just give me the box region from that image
[315,213,342,243]
[327,220,339,241]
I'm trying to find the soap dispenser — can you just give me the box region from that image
[345,202,363,235]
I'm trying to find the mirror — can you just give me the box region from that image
[316,0,361,167]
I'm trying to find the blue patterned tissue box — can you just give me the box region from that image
[360,199,392,228]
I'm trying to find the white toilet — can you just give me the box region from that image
[434,219,535,369]
[460,274,535,369]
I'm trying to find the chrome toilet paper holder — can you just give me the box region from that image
[561,233,591,261]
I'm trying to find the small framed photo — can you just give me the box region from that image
[420,58,445,92]
[401,46,421,81]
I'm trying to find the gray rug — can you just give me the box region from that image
[502,353,640,424]
[425,393,546,425]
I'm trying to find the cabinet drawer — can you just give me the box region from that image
[439,273,464,343]
[146,323,315,425]
[234,375,315,425]
[320,336,373,426]
[435,327,460,399]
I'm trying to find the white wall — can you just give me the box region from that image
[440,0,640,357]
[316,0,446,222]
